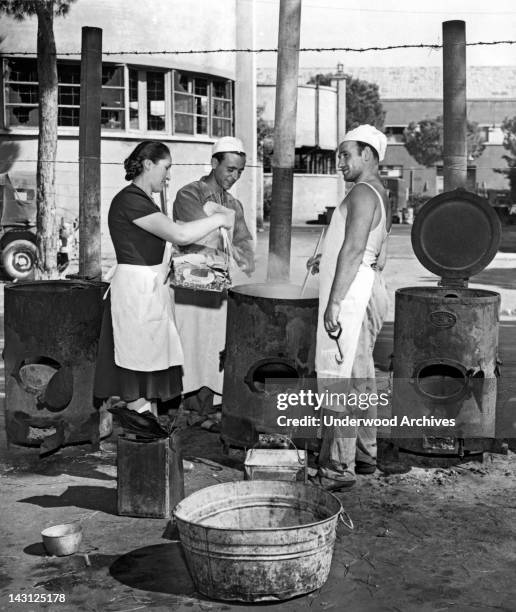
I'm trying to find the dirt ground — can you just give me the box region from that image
[1,224,516,611]
[1,425,515,612]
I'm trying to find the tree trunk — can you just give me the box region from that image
[35,2,58,280]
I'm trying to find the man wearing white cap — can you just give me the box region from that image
[173,136,255,418]
[308,124,391,489]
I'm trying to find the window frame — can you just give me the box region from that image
[172,70,234,138]
[2,56,235,139]
[100,63,126,131]
[3,57,40,129]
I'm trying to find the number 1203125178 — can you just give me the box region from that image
[9,593,66,603]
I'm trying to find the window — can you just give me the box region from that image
[128,69,139,129]
[4,58,39,127]
[3,57,234,138]
[212,79,233,137]
[174,73,208,135]
[380,165,403,178]
[385,126,405,143]
[293,147,336,174]
[126,68,166,131]
[3,58,125,129]
[147,71,166,131]
[101,65,125,130]
[57,63,80,127]
[173,71,233,137]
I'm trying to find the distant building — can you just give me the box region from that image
[0,0,258,263]
[258,81,345,224]
[357,65,516,197]
[258,65,516,223]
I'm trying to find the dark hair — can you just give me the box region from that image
[124,141,171,181]
[212,151,246,164]
[356,140,379,162]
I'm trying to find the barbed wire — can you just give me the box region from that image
[2,40,516,57]
[8,159,509,172]
[9,159,264,168]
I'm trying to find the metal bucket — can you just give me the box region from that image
[221,283,318,447]
[174,480,349,602]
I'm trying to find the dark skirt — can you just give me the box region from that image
[94,294,183,403]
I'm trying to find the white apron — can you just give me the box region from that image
[108,262,184,372]
[173,292,226,395]
[316,182,386,383]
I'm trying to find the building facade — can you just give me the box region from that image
[0,0,258,265]
[258,81,345,224]
[258,65,516,224]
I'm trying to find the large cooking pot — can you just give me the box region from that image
[221,283,318,448]
[391,189,501,456]
[4,280,109,452]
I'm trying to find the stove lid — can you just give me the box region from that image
[411,189,501,280]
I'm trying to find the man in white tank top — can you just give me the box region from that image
[309,124,390,490]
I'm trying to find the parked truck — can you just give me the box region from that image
[485,189,516,225]
[0,173,37,280]
[0,173,76,280]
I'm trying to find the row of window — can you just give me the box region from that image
[263,147,337,175]
[2,58,234,138]
[385,125,503,145]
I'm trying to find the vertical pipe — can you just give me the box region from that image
[315,75,320,148]
[78,27,102,280]
[442,20,467,191]
[267,0,302,281]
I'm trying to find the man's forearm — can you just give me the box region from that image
[328,250,362,304]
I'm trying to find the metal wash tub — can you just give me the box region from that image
[174,480,351,602]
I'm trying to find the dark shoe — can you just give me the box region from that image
[377,460,411,475]
[200,418,221,433]
[355,461,376,475]
[317,466,356,491]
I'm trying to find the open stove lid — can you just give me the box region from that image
[411,188,501,282]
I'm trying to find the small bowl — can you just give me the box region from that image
[41,523,82,556]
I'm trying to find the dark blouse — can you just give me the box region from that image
[108,184,165,266]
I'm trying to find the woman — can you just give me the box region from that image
[94,141,234,416]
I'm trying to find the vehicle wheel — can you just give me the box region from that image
[1,239,37,280]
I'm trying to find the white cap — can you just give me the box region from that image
[342,124,387,162]
[212,136,245,156]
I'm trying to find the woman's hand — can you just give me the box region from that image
[202,201,235,230]
[214,208,235,230]
[306,253,322,275]
[203,200,225,216]
[324,299,341,335]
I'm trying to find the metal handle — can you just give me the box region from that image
[339,509,354,530]
[248,435,305,465]
[328,325,344,364]
[328,325,342,341]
